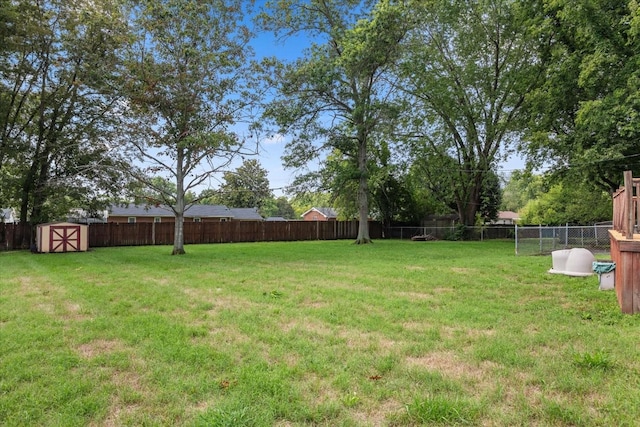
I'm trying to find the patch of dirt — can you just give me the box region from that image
[182,287,260,311]
[111,369,144,391]
[300,299,329,309]
[76,339,125,359]
[334,328,399,351]
[406,350,499,391]
[394,291,433,301]
[90,355,151,427]
[440,325,496,340]
[61,301,93,322]
[281,319,333,336]
[17,276,56,296]
[402,321,435,332]
[99,402,141,427]
[450,267,479,275]
[431,287,454,293]
[299,373,340,406]
[352,399,403,427]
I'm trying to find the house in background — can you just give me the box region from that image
[108,204,234,223]
[67,208,107,224]
[265,216,287,222]
[229,208,264,221]
[301,207,338,221]
[1,208,17,223]
[493,211,520,225]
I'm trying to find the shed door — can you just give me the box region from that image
[50,225,81,252]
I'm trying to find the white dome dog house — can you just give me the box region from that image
[549,248,595,277]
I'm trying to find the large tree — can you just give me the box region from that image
[214,159,273,209]
[258,0,408,243]
[519,179,612,225]
[0,0,129,239]
[397,0,547,225]
[259,196,296,219]
[122,0,257,255]
[525,0,640,192]
[500,169,544,213]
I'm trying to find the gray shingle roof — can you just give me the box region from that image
[229,208,263,221]
[109,204,233,218]
[1,208,15,222]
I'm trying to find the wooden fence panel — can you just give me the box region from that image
[0,223,32,251]
[2,220,383,250]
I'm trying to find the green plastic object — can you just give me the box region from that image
[592,261,616,274]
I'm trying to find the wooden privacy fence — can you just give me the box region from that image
[1,221,382,250]
[0,222,32,251]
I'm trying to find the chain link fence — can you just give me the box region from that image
[514,224,611,255]
[384,225,515,241]
[384,224,612,256]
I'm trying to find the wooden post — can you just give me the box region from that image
[635,179,640,236]
[625,170,633,239]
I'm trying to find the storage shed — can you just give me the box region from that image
[36,222,88,253]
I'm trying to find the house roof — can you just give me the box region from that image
[301,207,338,218]
[498,211,519,220]
[265,216,287,221]
[2,208,13,220]
[109,204,233,218]
[229,208,263,221]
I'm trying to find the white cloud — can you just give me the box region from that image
[262,133,286,145]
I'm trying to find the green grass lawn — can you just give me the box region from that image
[1,240,639,426]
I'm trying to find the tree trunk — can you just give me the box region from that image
[354,139,371,244]
[172,212,185,255]
[172,146,186,255]
[457,176,483,227]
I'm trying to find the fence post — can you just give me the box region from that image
[515,224,518,255]
[538,224,541,253]
[625,170,634,238]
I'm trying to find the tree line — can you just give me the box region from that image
[1,0,638,253]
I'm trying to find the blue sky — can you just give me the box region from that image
[238,6,526,198]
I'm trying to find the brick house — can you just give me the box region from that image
[301,207,338,221]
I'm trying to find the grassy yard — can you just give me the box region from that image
[1,240,639,426]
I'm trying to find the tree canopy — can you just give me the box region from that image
[0,0,129,244]
[396,0,547,226]
[526,0,640,192]
[259,0,408,243]
[208,159,273,210]
[121,0,257,254]
[519,180,612,225]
